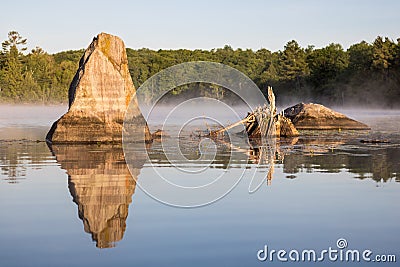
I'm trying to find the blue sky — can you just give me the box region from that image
[1,0,399,53]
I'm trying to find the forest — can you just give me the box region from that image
[0,31,399,107]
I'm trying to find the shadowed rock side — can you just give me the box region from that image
[284,103,370,130]
[46,32,151,144]
[50,144,146,248]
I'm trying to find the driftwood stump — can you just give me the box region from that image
[211,86,298,138]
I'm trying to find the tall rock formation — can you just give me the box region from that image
[46,33,151,143]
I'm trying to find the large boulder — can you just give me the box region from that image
[284,103,370,130]
[46,33,151,144]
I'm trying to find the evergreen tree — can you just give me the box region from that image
[371,36,396,76]
[279,40,309,80]
[0,45,24,99]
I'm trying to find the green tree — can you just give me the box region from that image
[1,31,27,53]
[0,46,25,99]
[276,40,309,97]
[347,41,373,72]
[26,47,56,102]
[371,36,396,75]
[0,31,29,100]
[307,43,349,102]
[279,40,309,80]
[370,37,399,106]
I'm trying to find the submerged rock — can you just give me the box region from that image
[46,33,151,144]
[284,103,370,130]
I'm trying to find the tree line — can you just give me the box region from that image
[1,31,399,107]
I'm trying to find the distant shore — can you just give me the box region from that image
[1,31,399,107]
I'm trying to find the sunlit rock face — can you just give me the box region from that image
[51,144,145,248]
[46,32,151,143]
[284,103,370,130]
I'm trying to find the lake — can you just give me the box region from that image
[0,104,399,266]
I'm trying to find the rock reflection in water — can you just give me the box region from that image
[247,135,400,184]
[279,136,400,182]
[50,144,145,248]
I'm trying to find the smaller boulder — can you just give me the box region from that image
[284,103,370,130]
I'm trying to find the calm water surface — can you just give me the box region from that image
[0,105,399,266]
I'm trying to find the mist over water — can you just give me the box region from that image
[1,104,399,140]
[142,102,400,134]
[0,104,67,140]
[140,103,250,132]
[335,108,400,135]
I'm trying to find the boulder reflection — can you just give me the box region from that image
[251,136,400,183]
[50,144,145,248]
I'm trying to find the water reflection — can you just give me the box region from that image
[50,144,145,248]
[146,134,400,185]
[1,135,399,248]
[279,136,400,182]
[247,139,280,186]
[0,140,54,183]
[1,136,399,187]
